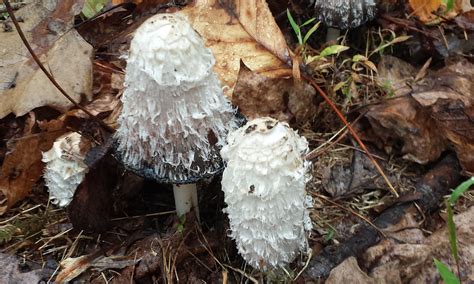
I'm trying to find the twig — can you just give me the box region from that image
[3,0,114,133]
[301,73,399,198]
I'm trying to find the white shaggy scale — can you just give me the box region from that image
[221,117,312,270]
[42,132,89,207]
[314,0,377,29]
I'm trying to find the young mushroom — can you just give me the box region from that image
[313,0,377,41]
[114,13,239,219]
[220,117,312,270]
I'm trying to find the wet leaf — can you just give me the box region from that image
[0,125,68,214]
[409,0,442,22]
[179,0,291,97]
[232,62,317,124]
[0,0,93,119]
[362,58,474,173]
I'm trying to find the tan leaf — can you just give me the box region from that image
[0,0,93,119]
[178,0,291,97]
[409,0,442,22]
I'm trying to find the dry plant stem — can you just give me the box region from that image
[173,184,199,221]
[301,73,399,198]
[3,0,114,134]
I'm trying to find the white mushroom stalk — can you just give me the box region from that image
[114,13,239,218]
[42,132,91,207]
[221,117,312,270]
[312,0,377,41]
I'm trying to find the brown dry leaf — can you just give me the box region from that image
[362,206,474,283]
[409,0,442,22]
[0,0,93,119]
[0,126,68,214]
[326,257,376,284]
[376,55,415,97]
[178,0,291,97]
[232,62,316,124]
[56,253,139,282]
[363,58,474,173]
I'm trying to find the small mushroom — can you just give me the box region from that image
[114,13,240,219]
[42,132,91,207]
[312,0,377,41]
[220,117,312,270]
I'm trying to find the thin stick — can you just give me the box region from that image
[3,0,114,133]
[301,73,399,198]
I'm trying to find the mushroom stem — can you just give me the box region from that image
[326,27,341,42]
[173,183,199,221]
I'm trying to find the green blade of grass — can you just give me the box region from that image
[301,17,316,27]
[449,177,474,204]
[286,9,302,44]
[445,200,459,261]
[434,258,460,284]
[303,21,320,44]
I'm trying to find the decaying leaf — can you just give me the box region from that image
[361,58,474,173]
[326,257,376,284]
[376,55,416,96]
[362,206,474,283]
[0,252,55,283]
[409,0,442,23]
[179,0,291,97]
[56,253,140,282]
[0,125,68,215]
[0,0,93,119]
[409,0,473,23]
[232,62,317,124]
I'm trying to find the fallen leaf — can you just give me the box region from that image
[326,257,376,284]
[232,62,317,124]
[362,206,474,283]
[56,253,139,282]
[409,0,442,22]
[0,127,68,214]
[0,0,93,119]
[179,0,291,97]
[0,252,55,283]
[376,55,415,97]
[455,10,474,30]
[362,58,474,173]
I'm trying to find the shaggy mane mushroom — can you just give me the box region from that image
[114,13,240,219]
[221,117,312,270]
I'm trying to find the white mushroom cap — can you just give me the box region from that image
[124,13,215,87]
[313,0,377,29]
[221,117,312,270]
[114,13,240,183]
[42,132,90,207]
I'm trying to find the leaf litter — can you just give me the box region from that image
[0,0,473,282]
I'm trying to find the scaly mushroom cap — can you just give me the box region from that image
[114,13,239,183]
[314,0,377,29]
[221,117,312,270]
[42,132,90,207]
